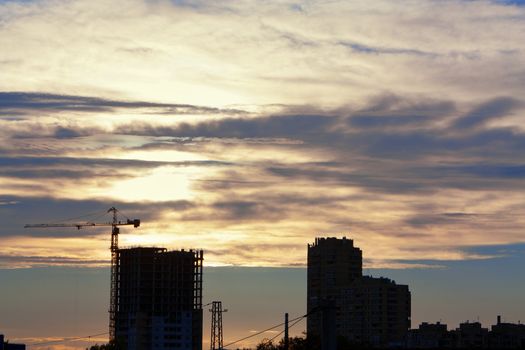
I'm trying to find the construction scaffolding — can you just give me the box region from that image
[115,247,204,350]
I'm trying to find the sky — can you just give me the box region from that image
[1,0,525,348]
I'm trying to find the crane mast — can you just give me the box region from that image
[24,206,140,341]
[109,207,119,340]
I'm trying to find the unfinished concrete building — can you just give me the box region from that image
[115,247,203,350]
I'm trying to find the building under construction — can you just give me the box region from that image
[115,247,203,350]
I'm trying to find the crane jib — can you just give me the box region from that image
[23,207,141,340]
[24,219,140,229]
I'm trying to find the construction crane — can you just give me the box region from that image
[24,206,140,340]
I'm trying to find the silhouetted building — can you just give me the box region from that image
[489,316,525,349]
[406,322,448,348]
[455,321,489,349]
[307,237,411,348]
[307,237,362,348]
[1,334,26,350]
[115,247,203,350]
[406,317,525,349]
[341,276,410,347]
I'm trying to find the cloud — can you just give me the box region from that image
[0,195,195,238]
[445,164,525,179]
[2,0,525,107]
[5,123,105,139]
[0,92,245,116]
[2,0,525,270]
[114,114,336,139]
[348,114,431,128]
[494,0,525,6]
[210,201,275,221]
[0,254,108,269]
[451,97,521,130]
[101,96,525,164]
[0,156,229,169]
[3,92,525,267]
[347,98,456,129]
[338,40,436,57]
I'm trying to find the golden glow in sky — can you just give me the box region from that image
[1,0,525,270]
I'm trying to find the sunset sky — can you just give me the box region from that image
[1,0,525,348]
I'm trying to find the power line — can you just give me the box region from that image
[26,313,309,348]
[267,315,305,343]
[55,209,109,224]
[27,331,109,347]
[222,314,306,349]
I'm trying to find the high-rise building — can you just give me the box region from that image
[115,247,203,350]
[307,237,411,348]
[307,236,362,344]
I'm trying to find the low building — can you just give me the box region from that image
[489,316,525,349]
[407,317,525,349]
[406,322,448,349]
[456,321,489,349]
[1,334,26,350]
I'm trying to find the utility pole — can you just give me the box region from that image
[284,312,289,350]
[210,301,227,350]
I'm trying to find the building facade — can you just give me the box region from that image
[115,247,203,350]
[490,317,525,349]
[307,237,411,348]
[340,276,411,346]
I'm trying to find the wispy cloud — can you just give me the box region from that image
[451,97,521,130]
[1,0,525,270]
[0,92,246,116]
[2,0,525,105]
[2,92,525,268]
